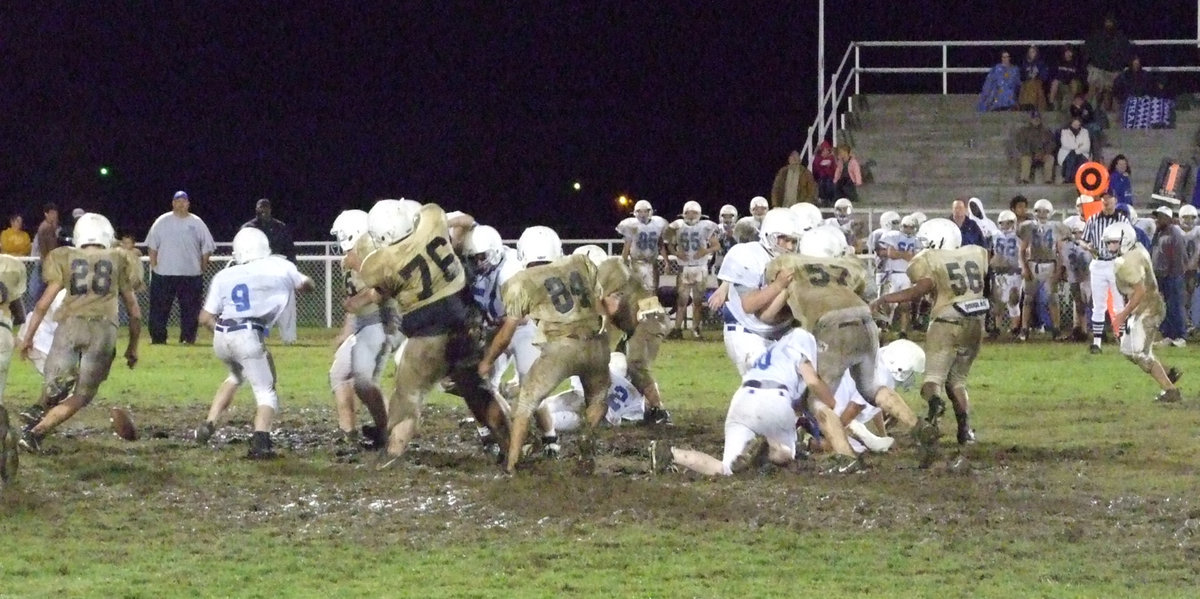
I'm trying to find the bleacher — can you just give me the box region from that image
[843,94,1199,211]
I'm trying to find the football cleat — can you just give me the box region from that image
[246,431,277,460]
[194,421,216,444]
[17,429,43,455]
[1156,389,1182,403]
[19,404,44,427]
[925,395,945,425]
[361,425,386,450]
[1089,345,1102,355]
[957,425,977,445]
[825,454,864,474]
[1167,367,1183,384]
[644,406,673,426]
[648,440,676,474]
[541,435,561,459]
[666,329,684,340]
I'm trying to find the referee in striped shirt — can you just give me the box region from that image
[1081,193,1131,354]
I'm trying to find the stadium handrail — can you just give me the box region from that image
[800,38,1200,167]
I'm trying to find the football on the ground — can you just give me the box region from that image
[110,408,138,441]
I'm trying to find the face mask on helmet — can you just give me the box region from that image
[682,201,702,226]
[330,210,370,254]
[760,209,801,257]
[465,225,505,274]
[634,200,653,224]
[834,199,852,224]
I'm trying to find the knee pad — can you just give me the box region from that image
[253,388,279,411]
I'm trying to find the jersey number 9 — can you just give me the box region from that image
[231,283,252,311]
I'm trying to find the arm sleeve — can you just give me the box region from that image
[198,219,217,254]
[202,274,224,315]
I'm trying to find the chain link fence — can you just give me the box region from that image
[13,233,1080,332]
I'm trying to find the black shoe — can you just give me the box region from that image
[19,404,45,427]
[541,435,561,459]
[926,396,945,425]
[360,425,385,450]
[666,329,684,340]
[1167,367,1184,385]
[194,421,216,444]
[1088,345,1101,355]
[957,425,977,445]
[644,406,673,426]
[246,431,277,460]
[0,406,16,484]
[17,429,43,455]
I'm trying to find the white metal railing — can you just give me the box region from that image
[801,38,1200,167]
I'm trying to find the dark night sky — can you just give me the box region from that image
[4,2,1194,242]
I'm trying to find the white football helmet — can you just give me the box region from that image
[516,226,563,267]
[789,202,824,232]
[997,210,1017,232]
[232,227,272,264]
[330,209,370,253]
[368,198,422,246]
[917,218,962,250]
[571,244,608,266]
[719,204,737,225]
[464,225,506,274]
[880,210,901,231]
[1180,204,1198,229]
[900,214,920,235]
[634,200,653,224]
[911,211,928,227]
[682,200,702,225]
[1033,198,1054,222]
[1101,222,1138,256]
[833,198,853,224]
[749,196,769,218]
[879,339,926,388]
[72,213,115,249]
[1064,215,1086,237]
[609,352,628,379]
[798,225,849,258]
[760,208,803,257]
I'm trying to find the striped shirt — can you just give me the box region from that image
[1083,208,1131,260]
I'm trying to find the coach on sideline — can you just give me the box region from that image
[1081,192,1131,354]
[241,198,298,343]
[146,190,216,345]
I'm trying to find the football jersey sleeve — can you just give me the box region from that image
[906,250,932,283]
[718,245,765,288]
[1116,254,1145,286]
[616,218,639,239]
[202,271,227,315]
[42,247,70,289]
[501,274,532,320]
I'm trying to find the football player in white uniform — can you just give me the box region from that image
[708,208,802,374]
[541,352,646,435]
[666,201,719,339]
[823,198,865,252]
[617,200,668,292]
[988,210,1022,336]
[868,210,902,294]
[1060,216,1093,340]
[732,196,769,243]
[1016,199,1070,340]
[1179,205,1200,332]
[649,328,847,476]
[877,214,921,335]
[812,339,925,455]
[326,210,396,452]
[196,228,314,459]
[468,225,540,394]
[0,252,26,481]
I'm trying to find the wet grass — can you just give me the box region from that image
[2,328,1199,596]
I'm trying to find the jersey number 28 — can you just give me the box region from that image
[69,259,114,295]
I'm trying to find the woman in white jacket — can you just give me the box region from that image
[1057,117,1091,183]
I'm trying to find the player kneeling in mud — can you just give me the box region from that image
[649,327,853,476]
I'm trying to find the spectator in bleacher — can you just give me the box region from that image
[1013,112,1056,184]
[1084,15,1135,112]
[1114,56,1174,130]
[1057,117,1092,184]
[811,141,838,206]
[977,50,1020,112]
[1106,155,1136,209]
[1017,45,1049,113]
[1151,206,1188,346]
[1069,93,1104,146]
[951,198,985,248]
[1,214,31,256]
[833,145,862,203]
[770,150,817,208]
[1049,45,1086,112]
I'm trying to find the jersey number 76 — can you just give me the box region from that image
[398,238,458,301]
